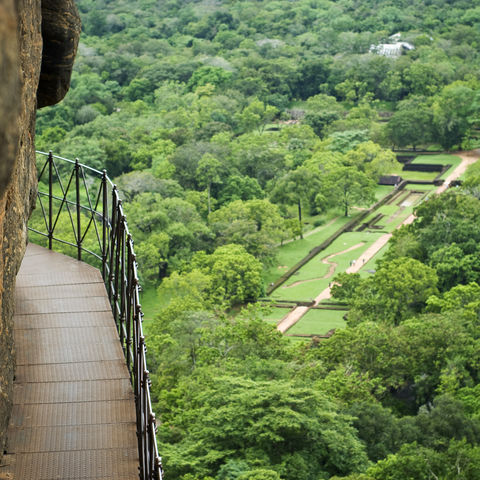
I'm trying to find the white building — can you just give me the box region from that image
[370,33,414,58]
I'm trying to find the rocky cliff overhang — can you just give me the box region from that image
[37,0,81,108]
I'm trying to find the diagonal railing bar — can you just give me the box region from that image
[78,166,103,250]
[50,168,77,242]
[30,151,163,480]
[36,190,49,233]
[51,156,78,244]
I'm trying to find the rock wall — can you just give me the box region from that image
[0,0,80,460]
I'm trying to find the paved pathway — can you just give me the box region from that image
[0,243,138,480]
[277,151,480,333]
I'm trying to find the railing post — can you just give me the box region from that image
[113,207,123,331]
[75,159,82,261]
[48,151,53,250]
[126,238,134,372]
[119,214,126,348]
[137,337,146,480]
[108,186,118,302]
[102,170,108,282]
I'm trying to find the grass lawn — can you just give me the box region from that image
[374,208,413,232]
[260,305,290,324]
[425,144,444,151]
[390,155,464,182]
[140,285,165,328]
[287,308,347,335]
[374,185,395,200]
[411,154,462,180]
[358,243,389,277]
[263,212,361,286]
[271,230,383,301]
[398,170,438,181]
[412,154,462,166]
[373,189,429,231]
[407,184,437,192]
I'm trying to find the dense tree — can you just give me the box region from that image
[323,165,376,217]
[208,199,287,263]
[344,141,400,179]
[315,312,479,411]
[386,96,433,149]
[432,83,477,150]
[366,441,480,480]
[270,166,322,238]
[191,244,264,307]
[217,175,264,205]
[302,94,344,138]
[158,376,369,480]
[196,153,222,214]
[344,257,438,326]
[235,98,278,134]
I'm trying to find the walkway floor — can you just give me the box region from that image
[0,243,138,480]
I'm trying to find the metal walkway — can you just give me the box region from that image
[0,243,139,480]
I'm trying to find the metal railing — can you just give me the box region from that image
[30,151,163,480]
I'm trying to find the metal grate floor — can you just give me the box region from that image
[0,243,139,479]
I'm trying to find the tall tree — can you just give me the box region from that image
[270,166,322,238]
[196,153,222,214]
[323,165,376,217]
[432,83,476,150]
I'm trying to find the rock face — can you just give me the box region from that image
[0,0,80,460]
[37,0,82,108]
[0,0,20,196]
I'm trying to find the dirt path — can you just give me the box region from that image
[283,243,365,288]
[321,242,365,278]
[276,151,479,334]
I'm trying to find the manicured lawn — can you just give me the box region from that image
[271,231,383,300]
[358,243,389,277]
[263,212,361,285]
[426,145,444,151]
[399,170,437,181]
[359,202,414,233]
[390,155,463,182]
[375,209,413,232]
[407,183,437,192]
[260,305,290,323]
[412,154,462,166]
[287,308,347,335]
[374,184,395,200]
[411,154,462,180]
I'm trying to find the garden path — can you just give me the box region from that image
[282,242,365,288]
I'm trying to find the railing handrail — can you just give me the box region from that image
[36,149,111,179]
[30,151,163,480]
